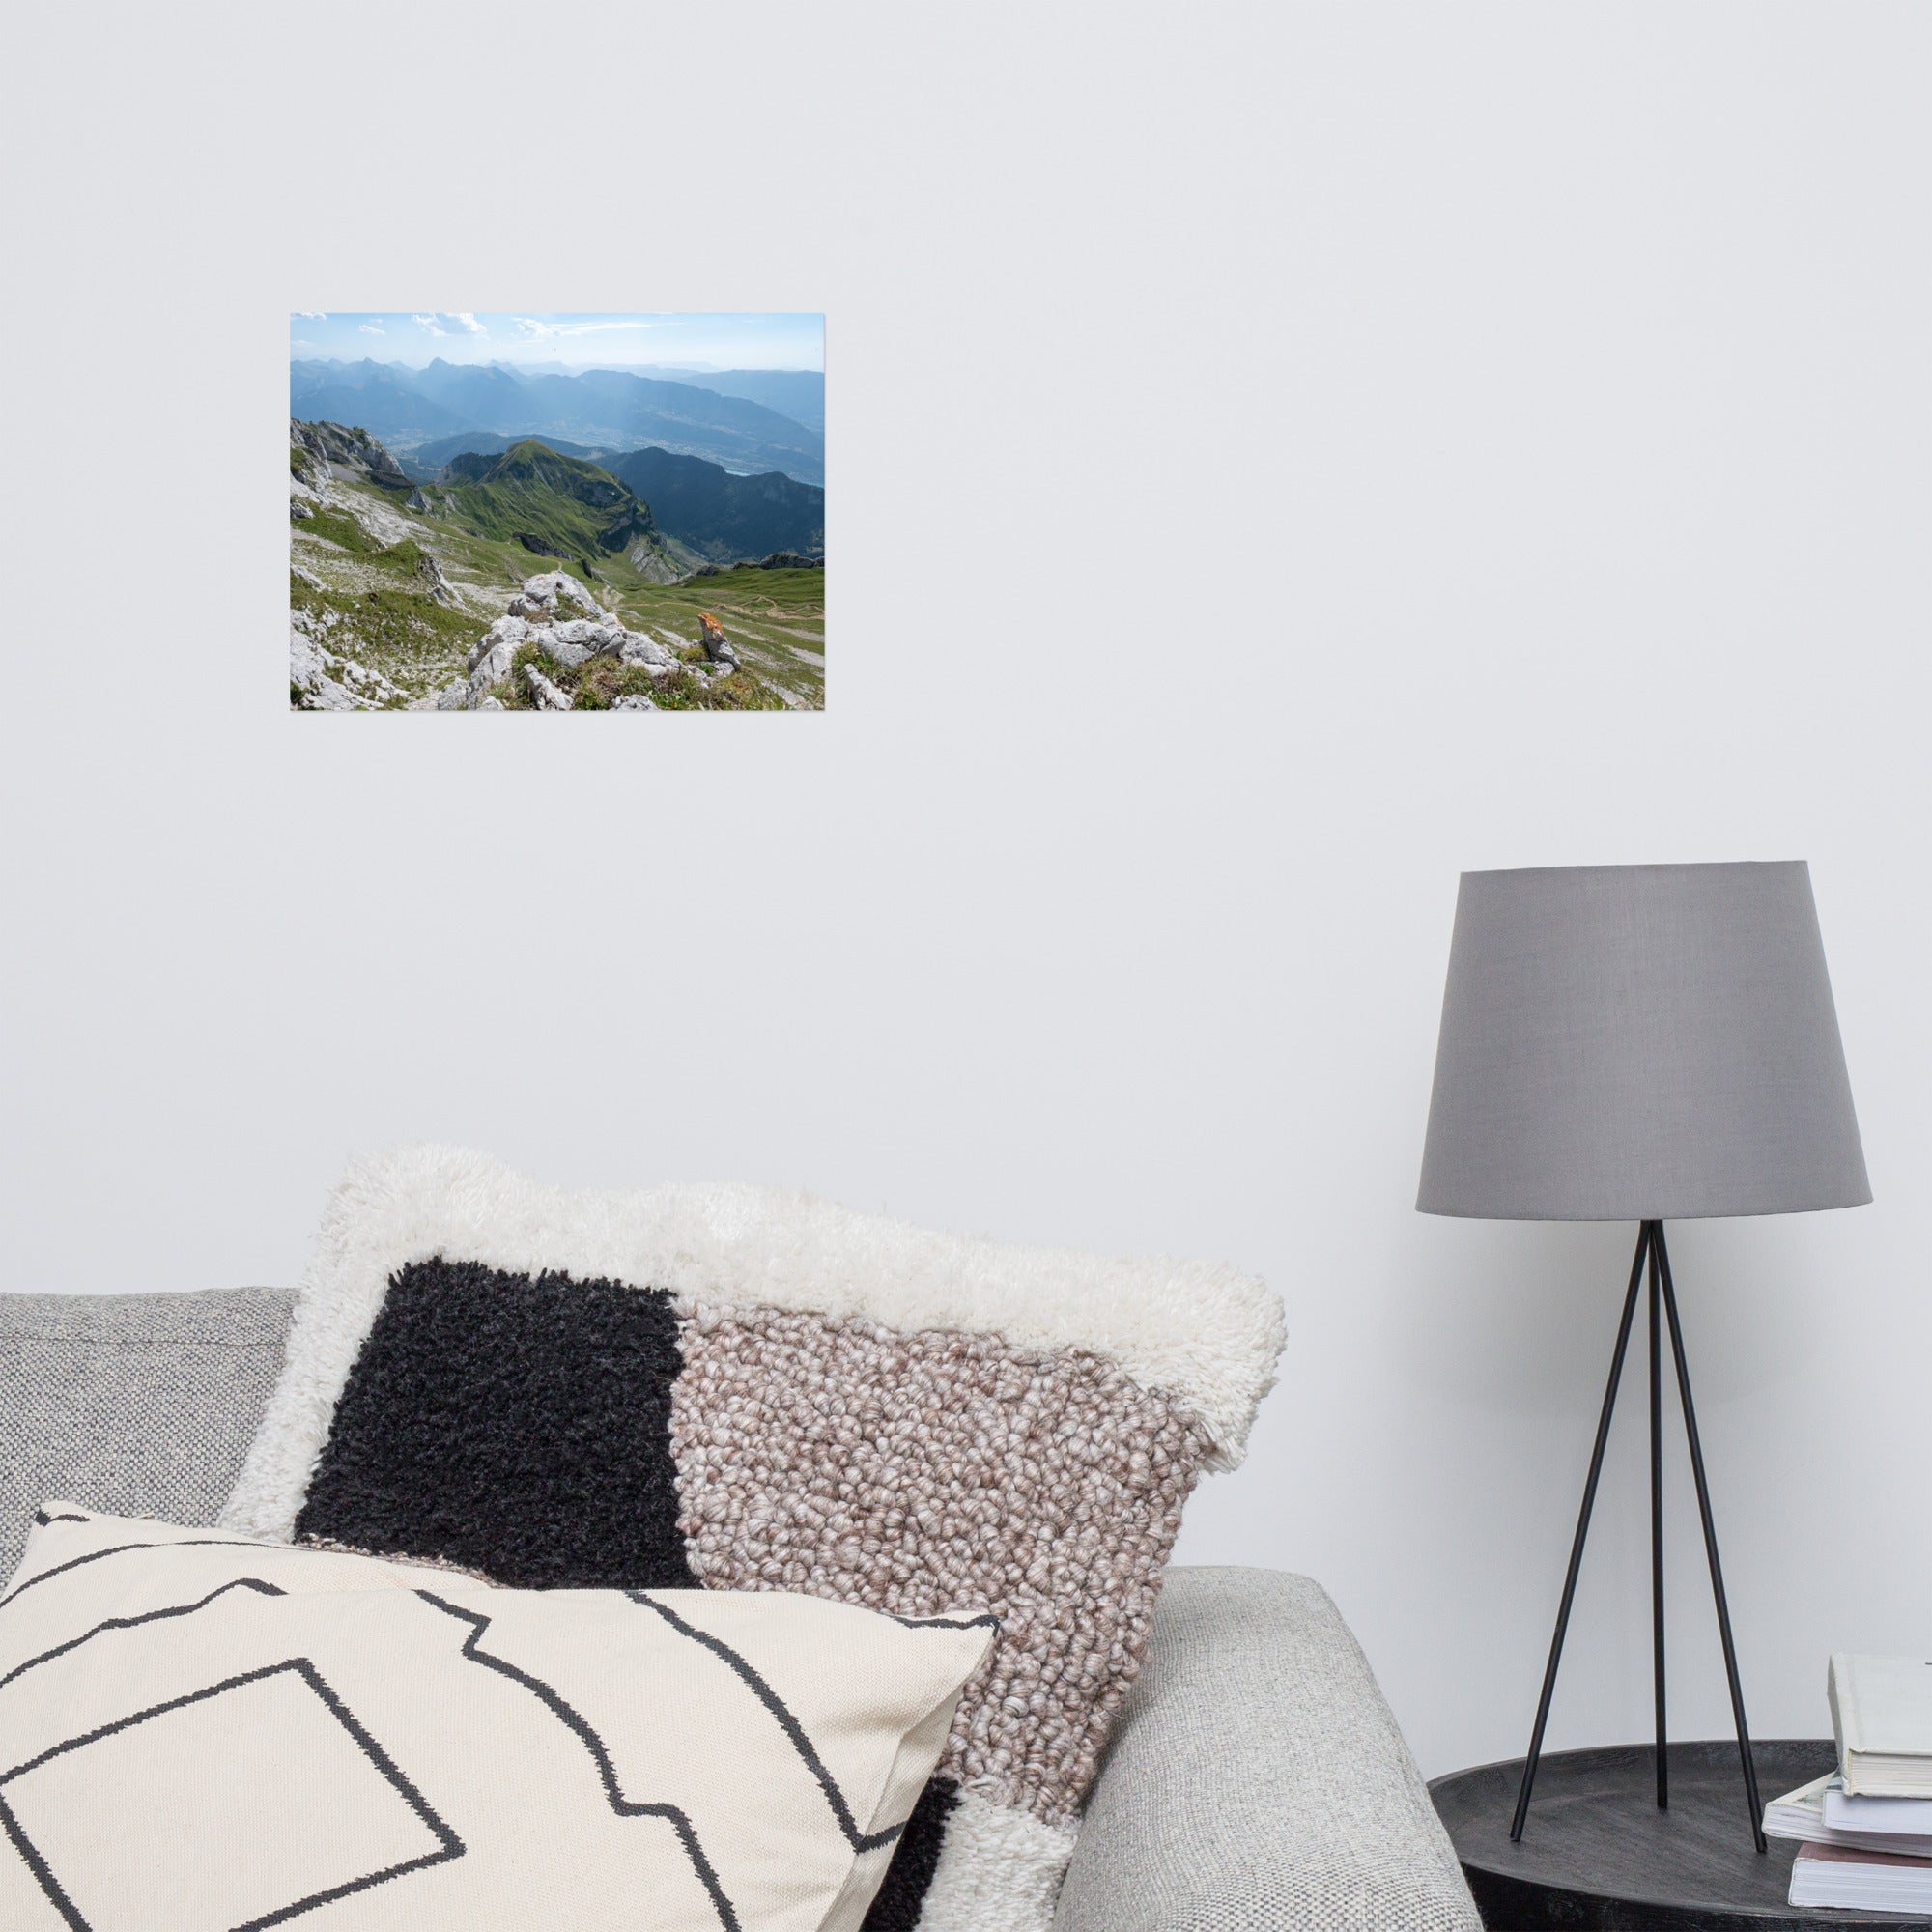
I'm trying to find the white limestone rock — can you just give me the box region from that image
[335,660,405,705]
[289,431,328,519]
[465,612,537,701]
[617,630,673,669]
[289,628,327,694]
[291,417,410,491]
[540,619,651,669]
[525,663,574,711]
[507,570,605,623]
[539,619,615,668]
[290,627,360,711]
[434,680,470,711]
[611,695,658,711]
[468,615,528,680]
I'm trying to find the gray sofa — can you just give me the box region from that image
[0,1288,1482,1931]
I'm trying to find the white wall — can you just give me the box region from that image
[3,2,1926,1779]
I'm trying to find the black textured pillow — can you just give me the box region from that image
[298,1261,696,1589]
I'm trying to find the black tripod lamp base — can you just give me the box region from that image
[1508,1221,1766,1854]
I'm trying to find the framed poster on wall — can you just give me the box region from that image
[289,313,825,712]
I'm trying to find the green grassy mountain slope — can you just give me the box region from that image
[440,441,679,582]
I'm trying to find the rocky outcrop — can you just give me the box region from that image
[466,614,527,701]
[290,615,406,712]
[626,536,684,585]
[291,628,356,710]
[414,550,457,606]
[291,418,415,532]
[290,433,327,522]
[537,619,675,672]
[406,486,430,511]
[338,660,403,701]
[438,571,684,712]
[515,532,579,563]
[757,552,824,571]
[696,611,741,669]
[611,696,658,711]
[620,631,677,671]
[538,619,618,670]
[291,418,412,492]
[507,572,604,623]
[525,663,573,710]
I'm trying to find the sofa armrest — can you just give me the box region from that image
[0,1290,294,1584]
[1054,1566,1479,1932]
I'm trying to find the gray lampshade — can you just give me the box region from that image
[1417,862,1869,1221]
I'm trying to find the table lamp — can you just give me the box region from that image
[1417,862,1869,1849]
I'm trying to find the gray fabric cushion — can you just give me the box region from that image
[1055,1566,1480,1932]
[0,1290,294,1583]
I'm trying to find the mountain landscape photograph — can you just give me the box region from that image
[289,312,825,712]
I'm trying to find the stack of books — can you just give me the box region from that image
[1763,1653,1932,1913]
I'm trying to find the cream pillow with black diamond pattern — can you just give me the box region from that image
[0,1506,995,1932]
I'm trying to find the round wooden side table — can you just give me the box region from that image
[1431,1740,1932,1929]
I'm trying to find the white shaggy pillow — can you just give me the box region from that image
[0,1506,994,1932]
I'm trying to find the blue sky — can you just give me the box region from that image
[288,312,822,372]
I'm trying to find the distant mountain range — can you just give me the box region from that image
[418,361,826,430]
[289,358,823,485]
[626,367,824,432]
[602,448,823,564]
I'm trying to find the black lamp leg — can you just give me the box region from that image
[1509,1224,1651,1841]
[1649,1223,1667,1811]
[1654,1225,1767,1854]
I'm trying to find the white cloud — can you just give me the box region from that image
[358,323,385,335]
[292,310,326,320]
[453,312,487,335]
[412,313,447,336]
[291,339,320,349]
[511,317,653,341]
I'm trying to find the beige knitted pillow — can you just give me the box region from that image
[0,1506,993,1932]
